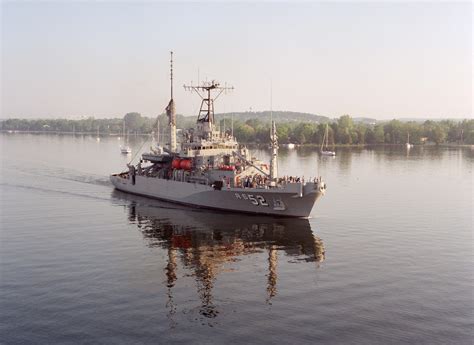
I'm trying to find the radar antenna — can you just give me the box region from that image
[184,81,234,124]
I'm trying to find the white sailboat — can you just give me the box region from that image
[406,133,413,149]
[121,146,132,154]
[120,121,132,154]
[282,143,296,149]
[320,123,336,156]
[150,119,164,155]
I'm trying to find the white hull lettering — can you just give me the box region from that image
[234,193,269,207]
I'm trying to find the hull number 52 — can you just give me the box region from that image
[234,193,269,206]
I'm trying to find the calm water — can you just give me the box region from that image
[1,133,472,344]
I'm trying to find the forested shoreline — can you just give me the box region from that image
[1,113,473,145]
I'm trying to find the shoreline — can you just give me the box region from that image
[1,130,471,148]
[244,142,473,149]
[0,129,147,136]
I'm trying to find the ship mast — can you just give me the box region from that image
[166,51,177,152]
[269,83,278,181]
[270,121,278,181]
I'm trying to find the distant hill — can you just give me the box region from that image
[391,118,467,123]
[353,117,377,124]
[213,111,330,124]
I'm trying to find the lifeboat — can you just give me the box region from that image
[180,159,192,170]
[172,158,181,169]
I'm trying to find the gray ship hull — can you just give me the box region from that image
[110,174,323,218]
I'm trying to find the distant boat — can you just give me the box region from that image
[151,118,164,154]
[96,127,100,142]
[120,121,132,154]
[121,146,132,154]
[406,133,413,149]
[282,143,296,149]
[320,124,336,156]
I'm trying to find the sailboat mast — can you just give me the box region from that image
[326,124,329,148]
[321,124,327,151]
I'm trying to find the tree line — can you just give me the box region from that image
[229,115,473,145]
[1,113,473,145]
[0,113,194,135]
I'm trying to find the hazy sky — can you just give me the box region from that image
[1,1,472,119]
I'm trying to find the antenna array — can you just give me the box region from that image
[183,80,234,124]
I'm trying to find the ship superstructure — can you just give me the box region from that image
[110,52,326,218]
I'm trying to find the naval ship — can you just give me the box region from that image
[110,53,326,218]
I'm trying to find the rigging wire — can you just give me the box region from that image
[127,133,153,165]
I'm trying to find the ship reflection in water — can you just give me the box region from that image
[115,191,325,323]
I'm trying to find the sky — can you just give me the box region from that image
[1,1,472,120]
